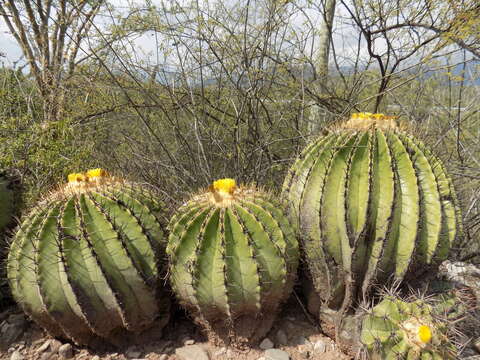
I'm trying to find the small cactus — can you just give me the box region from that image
[7,169,170,346]
[167,179,299,346]
[282,112,462,317]
[361,296,456,359]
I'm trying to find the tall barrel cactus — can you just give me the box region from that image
[282,113,462,320]
[361,296,456,359]
[167,179,299,346]
[7,169,170,346]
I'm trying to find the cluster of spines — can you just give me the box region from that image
[282,126,462,311]
[167,186,298,345]
[7,177,170,346]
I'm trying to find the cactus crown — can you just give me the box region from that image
[212,178,236,194]
[340,112,399,131]
[208,178,245,207]
[401,318,432,348]
[64,168,115,196]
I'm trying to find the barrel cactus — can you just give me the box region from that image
[167,179,299,346]
[7,169,170,346]
[361,296,456,359]
[282,113,462,321]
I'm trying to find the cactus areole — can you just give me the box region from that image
[282,113,462,315]
[167,179,299,346]
[7,169,170,346]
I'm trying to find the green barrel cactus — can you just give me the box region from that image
[7,169,170,346]
[167,179,299,346]
[282,113,462,318]
[361,296,456,359]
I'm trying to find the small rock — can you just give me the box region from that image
[313,340,326,353]
[175,345,209,360]
[474,338,480,354]
[91,356,100,360]
[126,348,142,359]
[40,352,52,360]
[1,322,26,345]
[37,340,51,354]
[75,350,89,359]
[127,353,142,359]
[299,349,310,359]
[226,349,234,358]
[264,349,290,360]
[10,351,24,360]
[50,340,63,353]
[275,330,288,346]
[213,347,226,356]
[257,357,266,360]
[8,314,26,326]
[159,355,168,360]
[293,336,309,346]
[184,339,195,346]
[58,343,73,359]
[259,338,274,350]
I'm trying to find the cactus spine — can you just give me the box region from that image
[167,179,299,346]
[361,296,456,359]
[7,169,170,346]
[282,113,462,315]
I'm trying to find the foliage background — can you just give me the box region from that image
[0,0,479,264]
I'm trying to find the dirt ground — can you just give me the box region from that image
[0,296,352,360]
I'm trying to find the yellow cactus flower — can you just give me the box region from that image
[213,178,237,194]
[68,173,86,183]
[418,325,432,343]
[86,168,109,180]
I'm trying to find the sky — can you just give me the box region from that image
[0,23,23,63]
[0,0,464,73]
[0,0,341,67]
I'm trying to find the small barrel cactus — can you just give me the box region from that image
[282,113,462,322]
[361,296,456,359]
[7,169,170,346]
[167,179,299,346]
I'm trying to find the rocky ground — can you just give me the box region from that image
[0,295,351,360]
[3,260,480,360]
